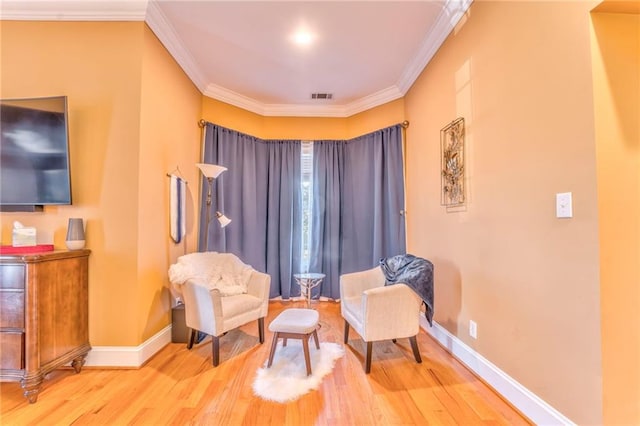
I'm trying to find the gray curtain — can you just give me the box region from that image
[308,140,345,300]
[199,123,302,299]
[310,124,406,299]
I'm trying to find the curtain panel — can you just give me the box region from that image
[199,122,406,301]
[199,123,302,299]
[311,124,407,299]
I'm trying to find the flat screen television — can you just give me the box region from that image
[0,96,72,210]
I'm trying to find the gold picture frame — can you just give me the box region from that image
[440,117,465,206]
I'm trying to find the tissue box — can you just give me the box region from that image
[13,227,37,247]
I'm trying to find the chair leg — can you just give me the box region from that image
[312,329,320,350]
[187,328,196,349]
[212,335,220,367]
[267,332,279,368]
[258,317,265,344]
[344,320,350,344]
[365,341,373,374]
[302,336,312,376]
[409,335,422,364]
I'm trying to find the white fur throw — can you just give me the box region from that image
[168,252,253,297]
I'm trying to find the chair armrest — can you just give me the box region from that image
[247,270,270,300]
[247,270,271,317]
[170,281,184,302]
[340,267,385,299]
[361,283,422,341]
[183,280,224,336]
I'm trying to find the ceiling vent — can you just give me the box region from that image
[311,93,333,100]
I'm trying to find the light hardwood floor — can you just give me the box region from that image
[1,301,531,425]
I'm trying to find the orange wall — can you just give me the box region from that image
[0,21,201,346]
[591,10,640,425]
[404,1,602,423]
[201,97,348,140]
[137,27,202,342]
[347,98,405,139]
[1,21,145,345]
[201,97,265,137]
[201,97,404,140]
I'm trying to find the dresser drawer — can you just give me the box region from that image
[0,291,24,328]
[0,265,25,289]
[0,332,24,370]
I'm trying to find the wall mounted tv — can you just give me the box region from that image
[0,96,72,211]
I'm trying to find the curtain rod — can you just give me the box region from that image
[199,118,409,129]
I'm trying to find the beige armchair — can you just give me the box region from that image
[169,252,270,366]
[340,266,423,373]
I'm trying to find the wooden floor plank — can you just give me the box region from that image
[1,300,531,425]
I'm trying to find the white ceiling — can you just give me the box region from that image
[1,0,472,117]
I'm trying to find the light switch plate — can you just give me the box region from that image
[556,192,573,218]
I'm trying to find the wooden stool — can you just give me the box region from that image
[267,308,320,376]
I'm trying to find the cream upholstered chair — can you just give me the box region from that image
[172,253,270,367]
[340,266,423,373]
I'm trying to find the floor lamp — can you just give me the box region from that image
[196,163,231,251]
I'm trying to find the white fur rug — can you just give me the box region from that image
[253,341,344,403]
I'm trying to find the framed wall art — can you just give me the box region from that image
[440,117,465,206]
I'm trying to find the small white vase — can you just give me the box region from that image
[65,240,85,250]
[65,218,86,250]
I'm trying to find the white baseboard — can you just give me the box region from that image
[84,325,172,368]
[420,318,575,426]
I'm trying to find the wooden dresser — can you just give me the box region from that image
[0,249,91,403]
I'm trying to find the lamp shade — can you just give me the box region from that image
[216,212,232,228]
[196,163,227,179]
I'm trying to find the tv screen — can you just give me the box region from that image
[0,96,72,207]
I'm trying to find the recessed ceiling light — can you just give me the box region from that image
[292,28,315,46]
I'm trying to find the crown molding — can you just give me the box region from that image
[203,83,404,118]
[342,86,405,117]
[0,0,148,21]
[203,83,267,116]
[396,0,474,93]
[145,0,207,92]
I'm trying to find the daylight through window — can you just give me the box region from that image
[300,141,313,273]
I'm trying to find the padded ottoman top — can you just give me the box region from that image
[269,308,319,334]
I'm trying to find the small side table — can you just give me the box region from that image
[293,273,325,308]
[171,303,188,343]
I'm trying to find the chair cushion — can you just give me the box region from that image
[269,308,319,334]
[221,293,263,319]
[342,297,364,334]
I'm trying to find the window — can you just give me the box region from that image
[300,141,313,272]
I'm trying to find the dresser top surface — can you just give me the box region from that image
[0,249,91,263]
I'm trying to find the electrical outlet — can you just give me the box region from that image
[469,320,477,339]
